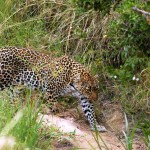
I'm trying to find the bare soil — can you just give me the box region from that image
[38,102,147,150]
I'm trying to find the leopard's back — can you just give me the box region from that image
[0,47,53,66]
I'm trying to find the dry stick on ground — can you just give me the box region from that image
[132,6,150,25]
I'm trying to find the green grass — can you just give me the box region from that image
[0,89,66,149]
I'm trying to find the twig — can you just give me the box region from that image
[132,6,150,25]
[132,6,150,17]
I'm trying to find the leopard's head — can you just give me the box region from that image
[73,70,99,101]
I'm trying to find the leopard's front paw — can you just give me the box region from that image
[91,125,107,132]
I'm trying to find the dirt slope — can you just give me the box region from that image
[38,102,147,150]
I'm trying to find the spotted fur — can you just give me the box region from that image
[0,47,106,132]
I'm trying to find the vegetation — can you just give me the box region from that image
[0,0,149,149]
[0,89,71,149]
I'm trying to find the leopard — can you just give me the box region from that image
[0,47,106,132]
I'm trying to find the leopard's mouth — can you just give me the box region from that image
[82,91,98,101]
[89,92,98,101]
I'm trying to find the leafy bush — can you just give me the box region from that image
[105,0,150,82]
[71,0,120,14]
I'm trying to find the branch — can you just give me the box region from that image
[132,6,150,25]
[132,6,150,17]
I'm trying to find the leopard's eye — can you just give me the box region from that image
[86,86,92,90]
[85,87,89,90]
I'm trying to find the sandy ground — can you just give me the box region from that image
[37,102,147,150]
[38,114,124,150]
